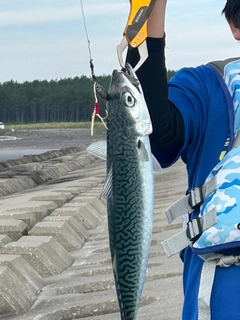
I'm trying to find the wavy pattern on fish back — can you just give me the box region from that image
[106,97,153,320]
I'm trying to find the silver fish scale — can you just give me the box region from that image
[106,96,153,320]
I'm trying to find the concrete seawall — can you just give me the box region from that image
[0,144,187,319]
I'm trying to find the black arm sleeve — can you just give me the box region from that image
[126,37,185,150]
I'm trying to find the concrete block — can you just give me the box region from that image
[0,235,12,248]
[0,219,28,240]
[51,151,61,157]
[28,173,45,185]
[73,177,102,189]
[1,236,74,277]
[0,211,37,228]
[64,162,79,171]
[54,164,69,176]
[53,185,92,196]
[2,200,58,222]
[47,167,63,179]
[44,215,90,241]
[79,202,103,223]
[39,168,59,181]
[0,179,18,194]
[29,221,84,251]
[31,200,58,216]
[8,178,27,192]
[49,167,65,178]
[11,178,29,190]
[53,203,101,230]
[0,186,8,197]
[15,176,36,190]
[77,157,91,166]
[14,163,43,172]
[30,155,42,162]
[66,201,103,222]
[38,154,49,161]
[7,159,21,166]
[0,254,44,294]
[5,207,47,223]
[0,162,9,169]
[30,192,74,207]
[71,196,107,216]
[50,208,90,229]
[58,163,74,173]
[57,155,75,161]
[0,266,36,317]
[40,151,52,159]
[51,177,103,196]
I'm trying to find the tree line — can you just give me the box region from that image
[0,70,176,124]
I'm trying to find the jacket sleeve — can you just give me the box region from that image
[126,37,185,155]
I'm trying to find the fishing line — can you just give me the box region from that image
[80,0,96,81]
[79,0,108,135]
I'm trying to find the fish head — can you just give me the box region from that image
[107,63,152,137]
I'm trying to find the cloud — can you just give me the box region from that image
[0,3,128,27]
[0,0,235,82]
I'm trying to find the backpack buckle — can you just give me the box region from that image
[188,186,204,209]
[186,216,203,242]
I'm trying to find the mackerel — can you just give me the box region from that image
[87,63,161,320]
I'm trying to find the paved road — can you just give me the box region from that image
[0,128,106,161]
[0,149,51,162]
[0,144,187,319]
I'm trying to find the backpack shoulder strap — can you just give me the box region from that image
[206,64,235,145]
[208,57,240,77]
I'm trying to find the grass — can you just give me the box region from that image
[5,121,107,133]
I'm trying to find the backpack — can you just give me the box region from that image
[161,134,240,320]
[161,63,240,320]
[161,133,240,258]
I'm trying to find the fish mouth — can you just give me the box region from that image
[95,64,141,101]
[109,63,141,98]
[122,63,140,88]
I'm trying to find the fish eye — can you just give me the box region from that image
[123,92,135,107]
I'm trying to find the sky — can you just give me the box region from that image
[1,0,240,83]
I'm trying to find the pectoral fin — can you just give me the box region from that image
[137,139,149,162]
[152,155,163,172]
[86,140,107,160]
[137,139,163,172]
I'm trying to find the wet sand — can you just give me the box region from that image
[0,128,106,161]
